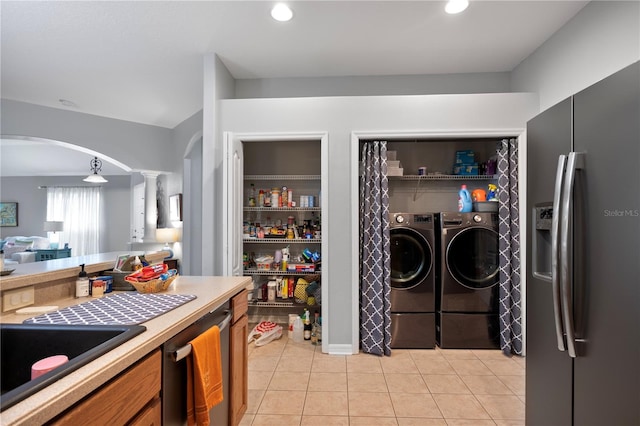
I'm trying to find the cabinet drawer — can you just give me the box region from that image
[231,289,248,323]
[129,397,161,426]
[50,350,161,425]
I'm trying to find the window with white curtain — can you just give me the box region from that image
[46,186,101,256]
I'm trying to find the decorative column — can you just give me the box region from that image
[142,171,160,242]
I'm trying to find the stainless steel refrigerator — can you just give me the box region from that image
[526,61,639,425]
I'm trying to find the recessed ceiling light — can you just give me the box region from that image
[271,3,293,22]
[59,99,78,108]
[445,0,469,14]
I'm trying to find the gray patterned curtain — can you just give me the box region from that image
[497,138,522,356]
[359,141,391,356]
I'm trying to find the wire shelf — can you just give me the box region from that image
[243,238,321,244]
[243,207,321,212]
[389,174,498,181]
[244,269,320,276]
[249,300,296,307]
[244,175,321,181]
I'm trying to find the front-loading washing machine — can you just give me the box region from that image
[437,212,500,349]
[389,212,437,349]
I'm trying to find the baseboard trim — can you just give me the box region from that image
[327,344,357,355]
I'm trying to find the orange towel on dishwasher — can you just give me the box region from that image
[187,325,224,426]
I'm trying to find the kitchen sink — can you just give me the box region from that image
[0,323,146,411]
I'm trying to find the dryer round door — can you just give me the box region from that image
[446,227,499,289]
[390,228,433,290]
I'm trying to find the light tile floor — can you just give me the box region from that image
[241,335,525,425]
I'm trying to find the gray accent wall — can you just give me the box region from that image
[1,100,174,173]
[235,72,511,99]
[215,93,539,348]
[511,1,640,114]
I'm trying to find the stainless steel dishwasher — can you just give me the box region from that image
[162,301,231,426]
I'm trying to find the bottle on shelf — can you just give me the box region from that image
[258,189,265,207]
[263,189,271,207]
[133,256,143,271]
[458,184,472,213]
[249,183,256,207]
[271,187,280,208]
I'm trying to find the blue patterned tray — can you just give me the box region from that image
[23,293,197,325]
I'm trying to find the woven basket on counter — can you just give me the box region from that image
[127,274,178,294]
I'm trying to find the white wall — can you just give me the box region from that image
[511,1,640,114]
[216,93,538,350]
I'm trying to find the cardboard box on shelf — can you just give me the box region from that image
[387,167,404,176]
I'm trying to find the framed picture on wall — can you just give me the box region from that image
[0,202,18,227]
[169,194,183,222]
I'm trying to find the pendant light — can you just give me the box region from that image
[83,156,108,183]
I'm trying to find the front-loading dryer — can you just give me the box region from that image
[389,212,436,348]
[437,212,500,349]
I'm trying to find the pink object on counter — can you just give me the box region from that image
[31,355,69,380]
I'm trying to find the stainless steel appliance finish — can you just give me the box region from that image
[162,301,231,426]
[389,212,436,348]
[438,211,499,349]
[526,61,639,425]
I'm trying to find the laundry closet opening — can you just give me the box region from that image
[358,137,521,353]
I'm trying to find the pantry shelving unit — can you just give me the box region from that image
[242,169,322,323]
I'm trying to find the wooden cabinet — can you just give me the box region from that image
[49,350,161,426]
[129,397,161,426]
[229,290,248,426]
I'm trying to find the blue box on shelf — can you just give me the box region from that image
[453,163,479,175]
[455,150,476,164]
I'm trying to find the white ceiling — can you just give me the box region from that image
[0,0,587,177]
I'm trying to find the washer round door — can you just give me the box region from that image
[390,228,433,290]
[446,227,499,289]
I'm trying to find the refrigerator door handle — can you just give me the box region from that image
[552,155,567,351]
[560,151,585,358]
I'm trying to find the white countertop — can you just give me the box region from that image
[0,275,251,426]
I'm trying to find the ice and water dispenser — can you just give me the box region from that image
[532,203,554,282]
